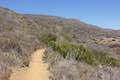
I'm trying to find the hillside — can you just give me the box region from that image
[0,7,120,80]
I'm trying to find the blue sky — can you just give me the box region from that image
[0,0,120,29]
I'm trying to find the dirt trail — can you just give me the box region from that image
[10,49,50,80]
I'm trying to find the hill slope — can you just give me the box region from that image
[0,7,120,80]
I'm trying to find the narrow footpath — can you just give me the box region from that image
[10,49,50,80]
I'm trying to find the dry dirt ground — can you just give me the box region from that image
[10,49,50,80]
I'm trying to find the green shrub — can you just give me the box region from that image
[42,34,57,44]
[42,34,120,67]
[49,41,120,67]
[93,51,120,67]
[49,41,97,65]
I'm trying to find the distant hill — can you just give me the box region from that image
[0,7,120,80]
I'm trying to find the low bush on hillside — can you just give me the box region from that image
[41,34,57,44]
[93,51,120,67]
[42,34,120,67]
[49,41,97,65]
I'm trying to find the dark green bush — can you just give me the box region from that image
[94,51,120,67]
[42,34,57,44]
[49,41,119,67]
[49,41,97,65]
[43,34,120,67]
